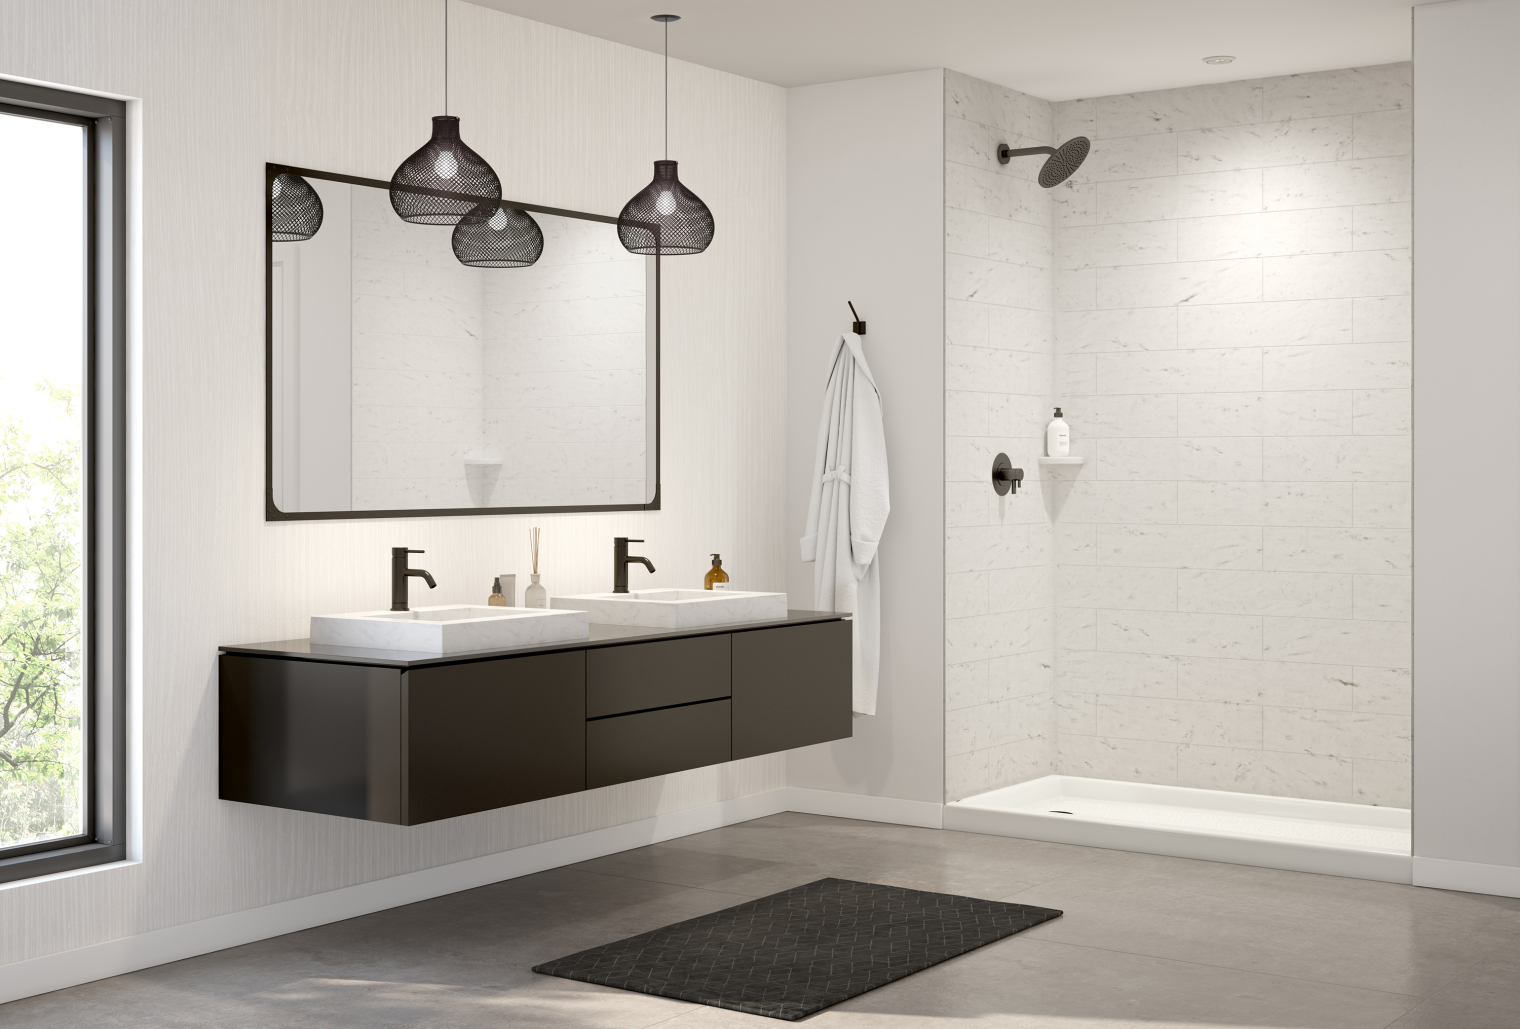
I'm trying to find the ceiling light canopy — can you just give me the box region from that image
[1202,55,1236,64]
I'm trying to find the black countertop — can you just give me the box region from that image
[221,609,847,669]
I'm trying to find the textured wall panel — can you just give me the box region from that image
[0,0,784,966]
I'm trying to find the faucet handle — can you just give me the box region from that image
[625,539,643,544]
[409,549,425,554]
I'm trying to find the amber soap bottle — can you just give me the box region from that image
[704,554,730,590]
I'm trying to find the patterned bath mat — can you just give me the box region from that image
[532,877,1062,1021]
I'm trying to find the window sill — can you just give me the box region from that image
[0,842,127,885]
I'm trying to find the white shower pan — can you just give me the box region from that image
[945,775,1412,884]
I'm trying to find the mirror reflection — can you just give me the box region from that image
[268,168,657,517]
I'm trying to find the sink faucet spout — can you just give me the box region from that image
[612,537,655,594]
[391,547,438,612]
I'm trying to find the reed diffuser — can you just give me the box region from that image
[524,526,548,608]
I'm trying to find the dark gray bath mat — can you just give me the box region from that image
[532,877,1062,1021]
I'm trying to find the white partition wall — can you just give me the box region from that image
[1411,0,1520,899]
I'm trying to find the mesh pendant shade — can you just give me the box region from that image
[389,116,501,225]
[269,172,323,241]
[617,160,714,256]
[452,203,544,268]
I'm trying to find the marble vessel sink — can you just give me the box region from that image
[551,589,788,629]
[310,605,589,655]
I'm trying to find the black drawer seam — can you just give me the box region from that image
[586,695,729,722]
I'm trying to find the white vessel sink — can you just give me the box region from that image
[310,605,589,655]
[552,589,788,628]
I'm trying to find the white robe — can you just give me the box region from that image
[801,333,889,715]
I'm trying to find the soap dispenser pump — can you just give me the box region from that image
[704,554,730,591]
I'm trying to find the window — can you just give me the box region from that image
[0,80,126,883]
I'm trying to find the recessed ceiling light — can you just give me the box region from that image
[1203,55,1236,65]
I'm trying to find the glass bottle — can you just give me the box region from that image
[704,554,730,591]
[525,574,547,608]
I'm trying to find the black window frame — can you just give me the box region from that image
[0,79,127,883]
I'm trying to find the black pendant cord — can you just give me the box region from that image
[444,0,448,116]
[663,17,668,160]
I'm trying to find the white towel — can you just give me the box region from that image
[801,333,889,715]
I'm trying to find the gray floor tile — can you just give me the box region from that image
[998,855,1520,997]
[0,812,1508,1029]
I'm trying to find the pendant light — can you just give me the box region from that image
[617,14,715,256]
[389,0,501,225]
[452,201,544,267]
[269,172,323,242]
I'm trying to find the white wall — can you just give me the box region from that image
[0,0,786,969]
[785,71,946,806]
[942,72,1059,802]
[1047,66,1413,806]
[1412,0,1520,898]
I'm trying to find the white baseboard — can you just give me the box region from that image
[1413,855,1520,898]
[0,785,945,1006]
[784,787,944,829]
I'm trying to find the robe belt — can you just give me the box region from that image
[821,469,852,484]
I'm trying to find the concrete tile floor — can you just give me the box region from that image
[5,812,1520,1028]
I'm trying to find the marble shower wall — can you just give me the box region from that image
[943,71,1058,802]
[483,215,647,508]
[351,187,485,509]
[1048,64,1413,806]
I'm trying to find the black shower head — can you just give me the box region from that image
[997,136,1091,187]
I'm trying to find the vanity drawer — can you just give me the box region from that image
[586,698,731,788]
[586,633,731,718]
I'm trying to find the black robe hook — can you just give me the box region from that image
[848,301,866,336]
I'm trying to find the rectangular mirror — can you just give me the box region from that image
[266,165,659,519]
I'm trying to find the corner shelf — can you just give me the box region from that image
[1038,456,1085,467]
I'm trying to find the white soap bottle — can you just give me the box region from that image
[1045,408,1070,458]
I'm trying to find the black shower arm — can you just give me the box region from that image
[997,143,1056,163]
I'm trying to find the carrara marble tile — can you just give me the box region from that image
[1353,109,1413,159]
[1261,63,1411,122]
[1262,616,1411,667]
[1261,435,1411,482]
[1097,258,1262,309]
[1177,656,1357,709]
[1095,348,1263,395]
[1059,649,1178,697]
[1058,308,1177,353]
[1177,116,1354,173]
[1351,296,1411,343]
[1097,523,1263,570]
[1177,298,1352,349]
[1351,482,1411,529]
[1352,573,1412,622]
[1262,249,1410,302]
[1073,131,1178,182]
[1176,481,1353,528]
[1057,733,1179,784]
[1176,208,1353,262]
[1351,203,1410,251]
[1088,79,1264,137]
[1264,156,1411,211]
[1097,610,1264,660]
[1096,169,1263,223]
[1178,569,1353,619]
[1178,436,1263,481]
[1263,341,1410,392]
[1264,526,1410,573]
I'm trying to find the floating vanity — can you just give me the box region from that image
[219,610,851,825]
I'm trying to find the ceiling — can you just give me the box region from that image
[469,0,1426,102]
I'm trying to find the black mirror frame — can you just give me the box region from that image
[264,163,661,521]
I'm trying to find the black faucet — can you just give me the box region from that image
[391,547,437,611]
[613,537,655,594]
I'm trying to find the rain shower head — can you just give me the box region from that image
[997,136,1091,187]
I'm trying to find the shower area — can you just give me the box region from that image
[935,64,1413,881]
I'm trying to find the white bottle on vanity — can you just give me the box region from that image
[1045,408,1070,458]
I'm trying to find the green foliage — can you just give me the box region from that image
[0,382,83,846]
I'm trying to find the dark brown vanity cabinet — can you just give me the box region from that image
[220,613,849,825]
